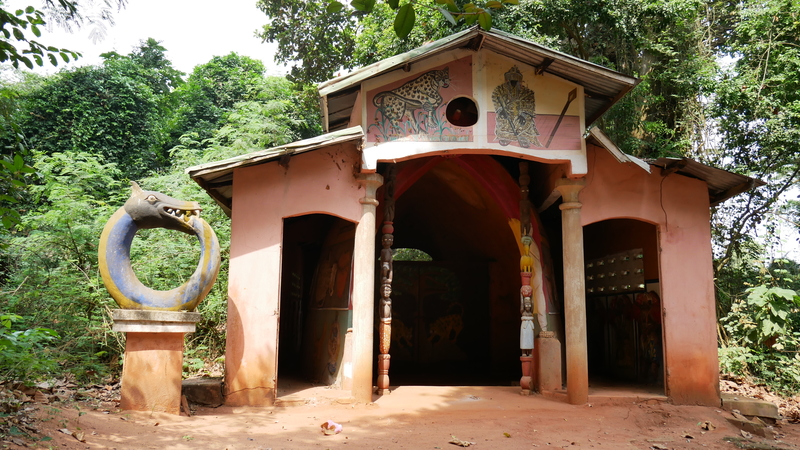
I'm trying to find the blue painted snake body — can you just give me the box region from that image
[99,183,221,311]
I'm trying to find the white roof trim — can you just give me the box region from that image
[588,127,650,173]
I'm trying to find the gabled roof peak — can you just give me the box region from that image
[319,27,639,132]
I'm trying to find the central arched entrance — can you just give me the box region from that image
[377,155,554,386]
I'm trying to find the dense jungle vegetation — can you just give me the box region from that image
[0,0,799,396]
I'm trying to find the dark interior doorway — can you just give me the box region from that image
[381,156,531,386]
[278,214,354,394]
[583,219,664,393]
[387,261,490,385]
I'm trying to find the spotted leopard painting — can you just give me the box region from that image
[367,58,473,143]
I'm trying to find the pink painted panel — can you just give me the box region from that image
[224,144,364,405]
[366,57,473,143]
[487,113,581,150]
[581,145,719,405]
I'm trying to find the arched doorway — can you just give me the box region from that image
[583,219,664,393]
[278,214,355,395]
[379,155,554,386]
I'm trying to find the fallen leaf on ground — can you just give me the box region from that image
[72,430,85,442]
[449,435,475,447]
[33,391,48,404]
[699,421,716,431]
[740,430,752,439]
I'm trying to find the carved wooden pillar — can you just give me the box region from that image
[377,165,396,395]
[518,162,535,393]
[352,172,383,403]
[555,178,587,405]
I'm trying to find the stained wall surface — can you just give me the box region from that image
[581,144,719,406]
[224,143,363,406]
[119,332,184,414]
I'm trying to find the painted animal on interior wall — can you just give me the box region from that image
[98,182,221,311]
[373,67,450,135]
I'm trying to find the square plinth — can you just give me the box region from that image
[536,336,563,392]
[119,332,185,414]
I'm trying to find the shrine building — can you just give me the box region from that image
[187,28,760,407]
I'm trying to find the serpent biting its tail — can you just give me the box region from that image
[98,182,221,311]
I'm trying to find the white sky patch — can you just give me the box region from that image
[6,0,287,76]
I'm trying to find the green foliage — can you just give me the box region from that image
[259,0,516,84]
[0,69,42,236]
[19,62,165,178]
[0,313,59,382]
[706,0,800,279]
[720,268,800,394]
[0,151,34,230]
[495,0,713,158]
[1,151,123,381]
[393,248,433,261]
[0,5,79,69]
[352,2,460,70]
[723,286,800,348]
[168,53,273,146]
[258,1,361,84]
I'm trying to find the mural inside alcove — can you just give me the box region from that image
[488,65,582,150]
[367,57,473,143]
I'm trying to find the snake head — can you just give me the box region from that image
[124,182,202,234]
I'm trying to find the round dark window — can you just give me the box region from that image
[445,96,479,127]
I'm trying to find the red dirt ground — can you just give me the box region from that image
[7,385,800,450]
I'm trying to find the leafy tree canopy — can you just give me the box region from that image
[18,58,165,178]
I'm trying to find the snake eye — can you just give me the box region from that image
[146,195,157,202]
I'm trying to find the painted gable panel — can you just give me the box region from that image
[360,49,588,175]
[367,56,473,143]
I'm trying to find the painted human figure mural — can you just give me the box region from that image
[492,66,542,148]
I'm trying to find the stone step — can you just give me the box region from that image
[721,393,780,419]
[182,377,224,407]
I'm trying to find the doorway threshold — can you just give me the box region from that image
[275,377,354,407]
[542,381,667,405]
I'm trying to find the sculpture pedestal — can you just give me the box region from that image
[536,333,562,392]
[377,354,391,395]
[520,355,534,394]
[112,310,201,414]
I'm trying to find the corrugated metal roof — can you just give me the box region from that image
[185,126,365,215]
[318,27,639,132]
[588,127,650,173]
[649,157,766,206]
[587,128,763,205]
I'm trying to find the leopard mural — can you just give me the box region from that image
[372,67,450,135]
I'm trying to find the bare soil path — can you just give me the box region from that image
[7,386,800,450]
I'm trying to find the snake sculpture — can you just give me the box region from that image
[99,182,221,311]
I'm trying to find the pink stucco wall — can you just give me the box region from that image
[224,143,364,406]
[581,144,720,406]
